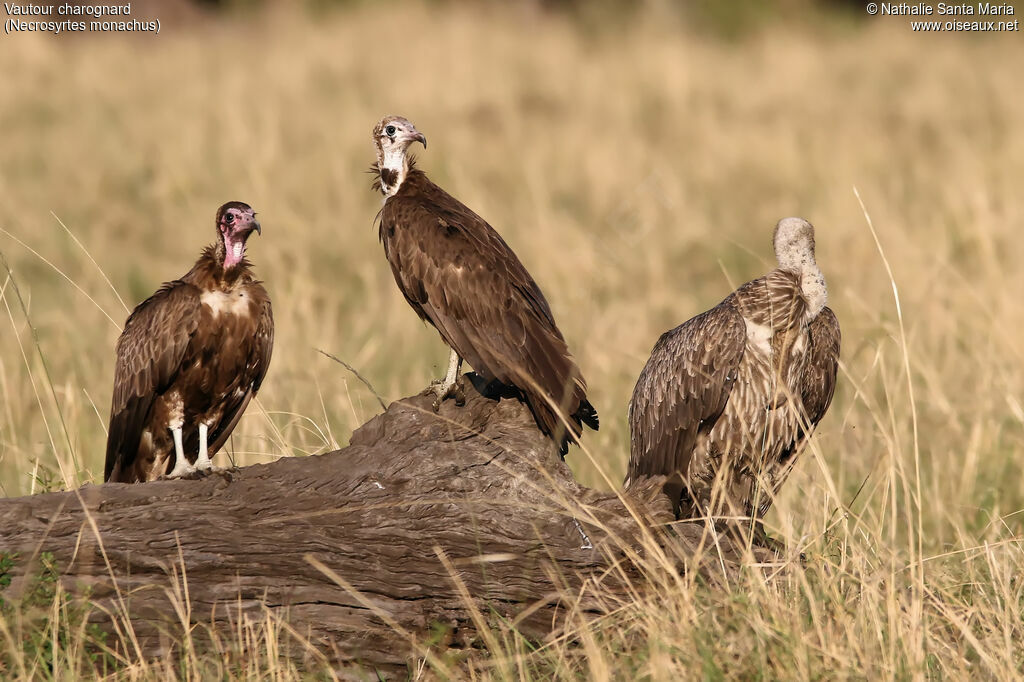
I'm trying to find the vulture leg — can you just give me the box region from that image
[430,349,465,411]
[166,425,196,478]
[750,521,794,557]
[572,518,594,550]
[195,423,214,471]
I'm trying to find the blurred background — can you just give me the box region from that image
[1,0,1022,548]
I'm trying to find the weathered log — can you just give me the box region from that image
[0,378,775,678]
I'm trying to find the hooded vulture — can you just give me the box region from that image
[371,115,598,454]
[104,201,274,483]
[626,217,840,530]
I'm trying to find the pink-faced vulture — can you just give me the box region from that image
[104,202,273,483]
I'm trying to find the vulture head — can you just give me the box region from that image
[373,115,427,197]
[774,216,828,316]
[216,201,261,270]
[773,217,817,272]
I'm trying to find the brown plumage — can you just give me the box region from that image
[371,115,598,454]
[627,217,840,524]
[104,202,274,483]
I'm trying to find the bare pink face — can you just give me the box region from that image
[215,201,261,269]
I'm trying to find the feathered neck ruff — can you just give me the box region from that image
[372,156,420,197]
[188,244,255,289]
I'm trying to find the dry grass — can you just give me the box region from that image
[1,3,1023,678]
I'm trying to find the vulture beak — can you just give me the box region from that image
[242,213,261,236]
[409,131,426,149]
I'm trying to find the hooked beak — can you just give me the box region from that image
[242,213,261,236]
[402,129,426,149]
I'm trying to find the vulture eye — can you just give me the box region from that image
[225,213,235,224]
[385,125,397,137]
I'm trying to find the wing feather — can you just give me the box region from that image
[381,176,592,449]
[104,282,201,481]
[800,306,841,427]
[627,301,746,496]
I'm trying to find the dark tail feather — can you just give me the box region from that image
[574,399,599,431]
[511,388,598,457]
[554,397,600,458]
[104,396,152,482]
[558,398,600,457]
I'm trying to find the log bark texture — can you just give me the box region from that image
[0,380,773,678]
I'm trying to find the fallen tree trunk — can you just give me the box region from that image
[0,380,775,678]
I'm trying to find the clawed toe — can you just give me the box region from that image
[429,375,464,411]
[160,465,228,481]
[430,382,446,412]
[162,467,197,481]
[167,464,196,478]
[750,524,789,556]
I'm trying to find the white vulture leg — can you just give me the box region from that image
[166,425,195,477]
[195,423,213,471]
[431,348,464,410]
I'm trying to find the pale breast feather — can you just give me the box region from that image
[200,289,252,319]
[743,318,774,356]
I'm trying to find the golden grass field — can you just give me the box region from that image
[1,2,1024,678]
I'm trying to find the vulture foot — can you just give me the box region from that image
[159,466,230,482]
[750,523,803,560]
[429,375,466,412]
[166,460,196,478]
[429,349,466,411]
[194,457,218,472]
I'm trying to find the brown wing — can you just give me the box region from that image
[104,282,202,481]
[800,306,841,428]
[206,288,274,455]
[755,305,840,513]
[626,300,746,502]
[381,172,596,452]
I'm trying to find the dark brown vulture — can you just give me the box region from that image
[626,217,840,532]
[371,115,598,454]
[104,202,274,483]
